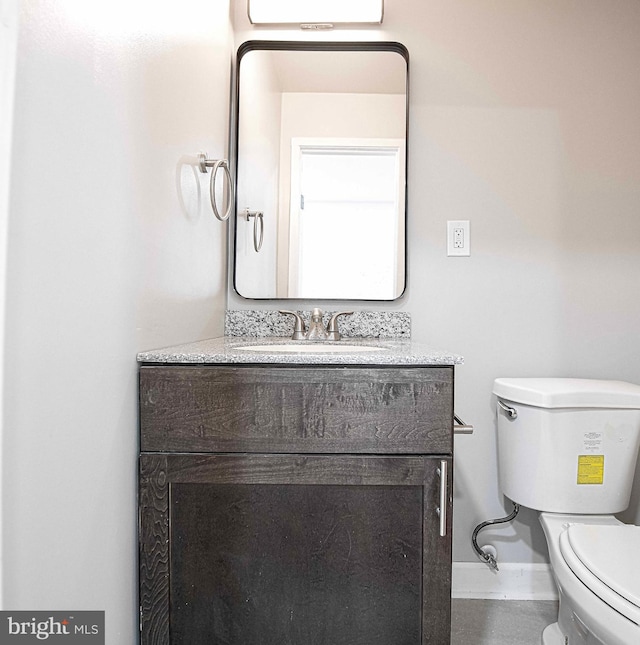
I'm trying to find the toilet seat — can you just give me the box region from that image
[560,524,640,626]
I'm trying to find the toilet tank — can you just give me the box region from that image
[493,378,640,514]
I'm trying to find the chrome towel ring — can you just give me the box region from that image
[244,209,264,252]
[198,153,234,221]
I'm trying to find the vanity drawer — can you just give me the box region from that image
[139,365,453,454]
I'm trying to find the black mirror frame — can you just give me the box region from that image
[231,40,409,301]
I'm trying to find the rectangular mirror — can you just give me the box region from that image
[233,41,408,300]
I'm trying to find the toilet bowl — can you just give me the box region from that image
[493,378,640,645]
[539,513,640,645]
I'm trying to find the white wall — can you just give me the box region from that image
[3,0,230,639]
[235,49,281,297]
[0,0,20,607]
[231,0,640,567]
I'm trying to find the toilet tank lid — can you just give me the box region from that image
[493,378,640,409]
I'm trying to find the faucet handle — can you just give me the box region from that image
[279,310,306,340]
[327,311,354,341]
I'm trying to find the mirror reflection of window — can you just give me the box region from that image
[287,141,404,299]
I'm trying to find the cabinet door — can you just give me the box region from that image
[139,454,452,645]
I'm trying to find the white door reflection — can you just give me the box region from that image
[287,139,405,299]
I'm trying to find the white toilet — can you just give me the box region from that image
[493,378,640,645]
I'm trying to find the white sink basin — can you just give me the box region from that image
[238,344,388,353]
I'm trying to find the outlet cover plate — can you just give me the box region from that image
[447,220,470,256]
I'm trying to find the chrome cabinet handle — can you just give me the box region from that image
[436,459,448,537]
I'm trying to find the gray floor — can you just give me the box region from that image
[451,599,559,645]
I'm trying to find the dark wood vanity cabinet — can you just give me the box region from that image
[139,365,454,645]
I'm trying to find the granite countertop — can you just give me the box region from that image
[137,336,464,366]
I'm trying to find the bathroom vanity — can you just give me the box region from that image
[138,335,462,644]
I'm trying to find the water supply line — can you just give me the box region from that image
[471,501,520,571]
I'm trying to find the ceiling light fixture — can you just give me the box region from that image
[248,0,384,27]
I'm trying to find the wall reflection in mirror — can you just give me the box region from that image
[234,42,408,300]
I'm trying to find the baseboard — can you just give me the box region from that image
[452,561,559,600]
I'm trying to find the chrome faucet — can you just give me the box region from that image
[305,308,329,340]
[280,309,353,341]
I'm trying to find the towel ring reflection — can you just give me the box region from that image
[245,209,264,252]
[198,153,233,221]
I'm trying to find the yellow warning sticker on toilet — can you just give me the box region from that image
[577,455,604,485]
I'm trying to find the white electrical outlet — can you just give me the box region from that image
[447,220,470,256]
